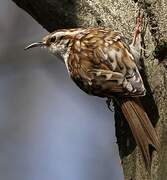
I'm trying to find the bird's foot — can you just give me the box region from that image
[106,98,114,112]
[132,11,144,46]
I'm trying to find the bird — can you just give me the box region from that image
[25,13,160,169]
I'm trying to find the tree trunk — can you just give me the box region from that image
[11,0,167,179]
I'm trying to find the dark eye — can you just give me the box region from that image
[59,36,63,41]
[50,37,56,43]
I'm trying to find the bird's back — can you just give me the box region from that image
[67,28,145,97]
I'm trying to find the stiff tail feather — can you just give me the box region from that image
[117,97,160,169]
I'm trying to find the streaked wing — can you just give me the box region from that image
[68,28,145,97]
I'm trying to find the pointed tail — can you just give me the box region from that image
[117,97,160,169]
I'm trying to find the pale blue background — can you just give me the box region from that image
[0,1,123,179]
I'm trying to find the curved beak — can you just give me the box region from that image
[24,42,45,50]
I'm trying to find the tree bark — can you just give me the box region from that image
[11,0,167,179]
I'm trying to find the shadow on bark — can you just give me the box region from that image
[12,0,78,32]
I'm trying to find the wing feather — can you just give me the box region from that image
[68,28,145,97]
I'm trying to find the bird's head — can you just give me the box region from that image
[25,28,83,57]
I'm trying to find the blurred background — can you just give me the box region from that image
[0,1,123,179]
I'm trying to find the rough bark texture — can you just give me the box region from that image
[11,0,167,179]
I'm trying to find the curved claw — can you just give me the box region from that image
[131,10,144,47]
[106,98,114,112]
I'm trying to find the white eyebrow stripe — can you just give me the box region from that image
[52,29,85,37]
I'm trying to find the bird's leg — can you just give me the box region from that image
[131,11,144,48]
[106,97,122,112]
[106,98,114,112]
[131,11,151,59]
[130,11,144,67]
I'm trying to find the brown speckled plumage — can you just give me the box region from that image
[25,14,160,170]
[65,28,145,97]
